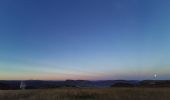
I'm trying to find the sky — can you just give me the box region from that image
[0,0,170,80]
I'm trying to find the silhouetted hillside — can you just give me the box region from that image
[0,83,11,90]
[111,82,135,87]
[139,80,170,87]
[1,80,170,90]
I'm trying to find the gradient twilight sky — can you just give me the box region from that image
[0,0,170,80]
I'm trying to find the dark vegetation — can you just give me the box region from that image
[1,88,170,100]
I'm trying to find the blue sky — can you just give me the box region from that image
[0,0,170,80]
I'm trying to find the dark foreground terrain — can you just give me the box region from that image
[0,88,170,100]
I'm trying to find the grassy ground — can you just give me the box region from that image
[0,87,170,100]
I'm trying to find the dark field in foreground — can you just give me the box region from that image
[0,88,170,100]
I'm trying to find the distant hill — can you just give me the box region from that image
[0,80,170,89]
[139,80,170,87]
[111,82,135,87]
[0,80,138,89]
[0,82,11,90]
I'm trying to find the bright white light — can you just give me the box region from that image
[154,74,157,78]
